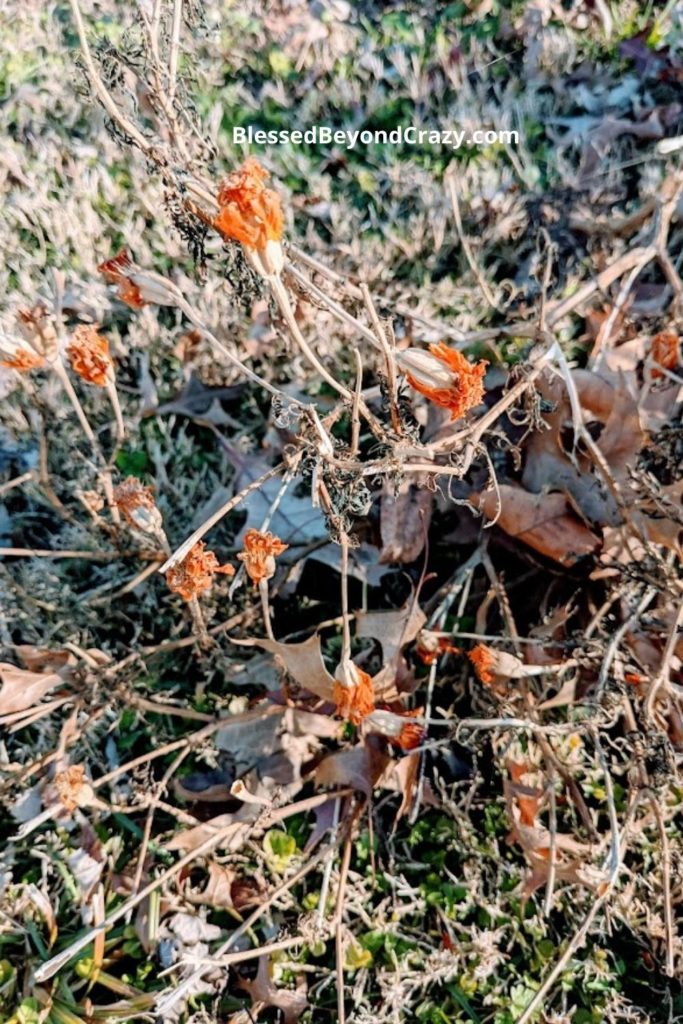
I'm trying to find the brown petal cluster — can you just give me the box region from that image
[399,342,488,421]
[333,662,375,725]
[237,528,288,585]
[67,326,113,386]
[166,542,235,601]
[113,477,163,534]
[214,158,284,251]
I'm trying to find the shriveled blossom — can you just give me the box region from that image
[237,528,288,585]
[415,629,461,666]
[333,661,375,725]
[0,337,45,372]
[53,765,90,812]
[468,643,532,689]
[650,330,680,379]
[366,708,426,750]
[397,343,488,421]
[17,304,60,361]
[214,158,284,277]
[114,477,163,534]
[67,326,113,386]
[98,249,181,308]
[166,542,235,601]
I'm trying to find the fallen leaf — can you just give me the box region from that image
[231,636,335,700]
[0,663,64,716]
[238,954,308,1024]
[315,739,390,798]
[379,477,433,563]
[476,486,601,565]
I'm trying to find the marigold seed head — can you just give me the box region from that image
[98,249,146,309]
[415,630,461,665]
[114,477,163,534]
[333,661,375,725]
[0,344,45,372]
[214,158,284,275]
[365,708,425,750]
[237,528,288,585]
[398,343,488,421]
[67,326,113,387]
[166,541,235,601]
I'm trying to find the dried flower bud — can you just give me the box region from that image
[415,630,461,665]
[98,249,182,308]
[396,343,488,421]
[237,528,288,585]
[468,643,528,686]
[214,158,285,278]
[67,326,114,386]
[365,708,426,750]
[114,477,163,534]
[0,331,45,372]
[333,660,375,725]
[52,765,95,812]
[166,541,235,601]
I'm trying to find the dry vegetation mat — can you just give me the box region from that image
[1,2,683,1022]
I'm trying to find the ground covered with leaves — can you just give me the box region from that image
[1,2,683,1022]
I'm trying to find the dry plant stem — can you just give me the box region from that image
[651,796,675,977]
[155,800,355,1016]
[359,282,402,435]
[167,0,183,103]
[51,360,120,525]
[188,595,211,647]
[0,471,34,496]
[446,171,497,309]
[160,462,284,573]
[105,378,126,445]
[644,599,683,720]
[339,533,352,665]
[259,578,275,641]
[34,788,351,986]
[288,245,468,342]
[517,730,624,1024]
[180,935,305,969]
[350,349,363,455]
[130,744,191,900]
[334,826,355,1024]
[595,587,658,700]
[590,259,646,369]
[286,263,384,351]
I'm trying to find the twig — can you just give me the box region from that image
[446,170,497,309]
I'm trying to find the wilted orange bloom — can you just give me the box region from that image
[114,477,163,534]
[166,542,235,601]
[415,629,461,665]
[214,159,284,276]
[98,249,146,309]
[398,343,488,421]
[366,707,426,750]
[508,761,542,829]
[468,643,495,685]
[0,345,45,372]
[333,662,375,726]
[215,158,284,249]
[650,330,680,379]
[237,528,288,585]
[67,326,113,386]
[54,765,88,812]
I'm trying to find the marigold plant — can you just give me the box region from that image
[237,528,288,585]
[166,542,235,601]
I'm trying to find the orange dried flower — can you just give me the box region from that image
[468,643,495,685]
[0,346,45,372]
[333,663,375,726]
[398,343,488,421]
[114,477,163,534]
[54,765,88,812]
[67,326,113,387]
[166,542,235,601]
[215,158,284,250]
[415,630,461,666]
[98,249,146,309]
[237,528,288,585]
[650,330,680,379]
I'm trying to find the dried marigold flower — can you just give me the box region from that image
[54,765,89,812]
[67,326,114,387]
[468,643,530,690]
[415,629,461,666]
[468,643,495,685]
[649,330,680,379]
[114,477,163,534]
[333,661,375,725]
[237,528,288,585]
[397,343,488,421]
[0,342,45,372]
[17,304,60,361]
[166,542,235,601]
[98,249,181,308]
[366,708,426,750]
[214,158,285,277]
